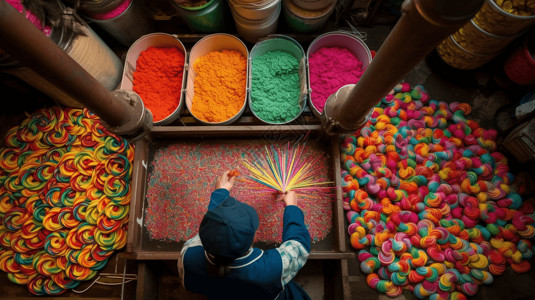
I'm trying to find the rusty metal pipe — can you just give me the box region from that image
[322,0,483,134]
[0,0,129,128]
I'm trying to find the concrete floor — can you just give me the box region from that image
[1,15,535,300]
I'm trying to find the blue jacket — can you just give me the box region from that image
[178,189,311,300]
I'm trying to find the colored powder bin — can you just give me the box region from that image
[249,35,307,124]
[185,33,249,125]
[172,0,228,33]
[306,31,372,118]
[120,33,187,125]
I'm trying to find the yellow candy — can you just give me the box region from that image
[503,241,514,249]
[430,263,446,275]
[490,238,504,249]
[469,254,489,269]
[519,225,535,238]
[501,184,511,194]
[512,251,523,264]
[502,0,513,10]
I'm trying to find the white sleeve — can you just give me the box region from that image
[275,240,310,286]
[177,234,202,288]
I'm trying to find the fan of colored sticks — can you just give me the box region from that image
[239,140,333,196]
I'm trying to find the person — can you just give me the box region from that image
[178,170,311,300]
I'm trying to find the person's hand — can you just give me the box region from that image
[282,191,297,207]
[216,170,235,191]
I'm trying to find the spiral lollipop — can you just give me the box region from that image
[0,107,133,295]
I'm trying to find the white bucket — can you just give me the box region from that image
[65,24,123,92]
[232,4,280,43]
[120,33,187,126]
[186,33,249,125]
[229,0,280,20]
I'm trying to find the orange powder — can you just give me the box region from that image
[191,50,247,122]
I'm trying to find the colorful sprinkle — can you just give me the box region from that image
[144,139,334,243]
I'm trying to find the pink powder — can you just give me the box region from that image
[6,0,52,36]
[309,47,363,112]
[90,0,132,20]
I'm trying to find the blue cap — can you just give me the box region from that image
[199,196,259,260]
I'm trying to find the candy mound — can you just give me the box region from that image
[0,107,134,295]
[341,83,534,299]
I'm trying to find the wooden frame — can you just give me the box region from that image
[126,125,355,261]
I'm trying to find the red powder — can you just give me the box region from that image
[309,47,363,112]
[133,47,185,122]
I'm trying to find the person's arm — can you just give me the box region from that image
[275,191,311,286]
[207,171,236,210]
[179,171,235,285]
[208,189,230,210]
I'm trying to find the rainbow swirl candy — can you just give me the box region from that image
[342,83,533,299]
[0,107,134,295]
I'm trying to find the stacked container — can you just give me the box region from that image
[437,0,535,70]
[171,0,228,33]
[64,0,154,46]
[282,0,335,33]
[1,0,122,108]
[229,0,281,43]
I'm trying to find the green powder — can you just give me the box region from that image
[251,50,301,123]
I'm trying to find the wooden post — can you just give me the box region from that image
[0,1,152,140]
[321,0,484,134]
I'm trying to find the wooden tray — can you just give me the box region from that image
[125,125,354,260]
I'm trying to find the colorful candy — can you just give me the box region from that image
[0,107,134,295]
[145,140,333,243]
[342,83,534,298]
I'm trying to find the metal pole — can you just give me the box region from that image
[321,0,484,134]
[0,1,151,139]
